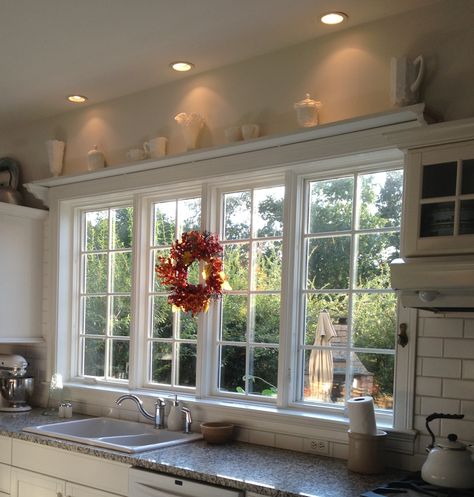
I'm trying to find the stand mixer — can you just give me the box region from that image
[0,354,34,412]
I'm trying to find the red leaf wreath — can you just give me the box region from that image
[155,231,230,316]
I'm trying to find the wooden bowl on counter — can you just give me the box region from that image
[200,422,234,444]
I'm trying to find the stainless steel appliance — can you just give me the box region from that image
[0,354,34,412]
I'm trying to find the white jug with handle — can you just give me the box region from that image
[390,55,424,106]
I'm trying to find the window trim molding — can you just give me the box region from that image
[44,113,429,436]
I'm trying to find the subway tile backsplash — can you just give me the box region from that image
[415,316,474,459]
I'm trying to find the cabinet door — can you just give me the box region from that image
[403,140,474,256]
[0,463,10,494]
[65,483,121,497]
[11,469,65,497]
[0,204,47,340]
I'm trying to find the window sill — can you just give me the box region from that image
[63,381,416,455]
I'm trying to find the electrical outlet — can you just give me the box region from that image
[304,438,330,455]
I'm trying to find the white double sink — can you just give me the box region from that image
[23,417,202,453]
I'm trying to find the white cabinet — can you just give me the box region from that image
[0,203,47,342]
[11,468,122,497]
[11,468,62,497]
[0,463,11,496]
[402,140,474,256]
[66,483,121,497]
[11,440,128,497]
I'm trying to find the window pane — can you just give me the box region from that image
[154,201,176,246]
[111,207,133,249]
[248,347,278,396]
[304,294,348,346]
[151,342,172,384]
[304,348,346,404]
[83,338,105,376]
[110,340,129,379]
[459,200,474,234]
[251,295,280,344]
[219,345,246,393]
[350,351,394,409]
[177,343,196,387]
[111,251,132,292]
[353,293,397,349]
[222,295,247,342]
[178,198,201,234]
[153,248,170,292]
[84,253,108,293]
[83,296,106,335]
[178,311,198,339]
[111,296,131,336]
[309,177,353,233]
[356,232,400,289]
[422,162,457,198]
[85,210,108,251]
[359,171,403,229]
[306,237,350,290]
[254,187,284,237]
[223,243,249,291]
[224,192,251,240]
[254,240,282,291]
[152,296,173,338]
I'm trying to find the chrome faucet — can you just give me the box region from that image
[115,394,166,429]
[181,406,192,433]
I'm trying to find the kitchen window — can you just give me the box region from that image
[64,153,408,428]
[298,170,403,412]
[147,197,201,388]
[78,206,133,381]
[216,186,284,398]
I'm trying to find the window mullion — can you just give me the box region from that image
[278,170,302,408]
[344,173,360,404]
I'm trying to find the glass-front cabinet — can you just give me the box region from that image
[402,139,474,256]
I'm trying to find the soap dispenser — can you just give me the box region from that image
[167,395,183,431]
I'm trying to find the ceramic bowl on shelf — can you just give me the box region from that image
[200,422,234,444]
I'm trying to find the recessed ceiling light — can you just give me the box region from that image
[320,12,348,25]
[170,61,194,72]
[67,95,88,103]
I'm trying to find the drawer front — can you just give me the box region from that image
[0,437,12,465]
[12,440,128,496]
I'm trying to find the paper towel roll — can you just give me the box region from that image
[347,396,377,435]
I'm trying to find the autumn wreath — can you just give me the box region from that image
[155,231,230,316]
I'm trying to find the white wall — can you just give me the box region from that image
[0,0,473,200]
[0,0,473,469]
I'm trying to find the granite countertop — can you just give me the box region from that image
[0,409,405,497]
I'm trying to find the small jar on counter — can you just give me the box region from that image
[58,402,73,418]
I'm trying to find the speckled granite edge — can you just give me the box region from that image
[0,410,405,497]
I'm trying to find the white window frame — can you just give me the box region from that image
[290,166,404,425]
[209,178,285,402]
[51,149,416,435]
[77,204,134,382]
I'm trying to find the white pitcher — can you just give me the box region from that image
[390,55,424,107]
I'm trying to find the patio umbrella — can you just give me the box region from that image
[309,310,337,402]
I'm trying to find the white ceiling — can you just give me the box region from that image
[0,0,440,130]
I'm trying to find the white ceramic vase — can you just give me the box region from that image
[174,112,204,150]
[46,140,65,176]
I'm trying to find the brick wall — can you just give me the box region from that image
[414,315,474,456]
